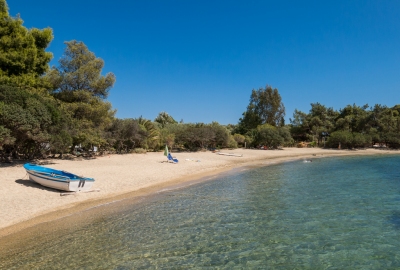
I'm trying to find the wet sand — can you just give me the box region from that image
[0,147,397,237]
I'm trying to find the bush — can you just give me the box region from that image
[382,132,400,149]
[309,141,317,147]
[255,124,284,149]
[326,131,352,148]
[132,148,147,154]
[352,133,371,148]
[227,135,238,149]
[326,131,371,149]
[233,133,245,146]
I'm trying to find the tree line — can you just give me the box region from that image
[233,87,400,150]
[290,103,400,149]
[0,0,399,162]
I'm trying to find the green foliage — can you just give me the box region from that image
[236,85,285,134]
[0,124,14,148]
[250,86,285,126]
[132,148,146,154]
[106,118,145,153]
[0,84,62,158]
[172,122,230,150]
[326,131,371,149]
[326,130,352,148]
[290,103,338,146]
[227,135,238,149]
[309,141,317,147]
[352,133,371,148]
[46,41,116,150]
[47,40,115,99]
[255,124,284,149]
[158,124,177,149]
[0,0,53,87]
[49,130,72,154]
[233,133,245,146]
[381,132,400,149]
[289,109,309,142]
[244,134,254,147]
[278,126,294,147]
[335,104,369,132]
[154,111,177,128]
[235,110,262,134]
[137,117,159,150]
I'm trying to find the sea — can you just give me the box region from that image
[1,154,400,269]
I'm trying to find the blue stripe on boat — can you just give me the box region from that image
[23,163,95,182]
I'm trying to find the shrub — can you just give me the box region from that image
[326,131,372,149]
[233,134,245,146]
[132,148,147,154]
[309,141,317,147]
[255,124,283,149]
[227,135,238,149]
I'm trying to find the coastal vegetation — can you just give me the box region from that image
[290,103,400,149]
[0,0,399,161]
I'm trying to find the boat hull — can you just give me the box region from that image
[24,164,95,192]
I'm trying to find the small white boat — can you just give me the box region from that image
[217,152,243,157]
[23,163,95,192]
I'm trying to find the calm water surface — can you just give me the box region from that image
[1,155,400,269]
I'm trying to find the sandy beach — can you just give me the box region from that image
[0,147,398,237]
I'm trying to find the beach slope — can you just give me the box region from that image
[0,148,395,236]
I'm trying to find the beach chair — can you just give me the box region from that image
[167,153,178,163]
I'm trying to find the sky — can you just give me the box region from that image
[8,0,400,125]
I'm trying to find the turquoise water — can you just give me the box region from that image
[1,155,400,269]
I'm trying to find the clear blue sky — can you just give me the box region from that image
[8,0,400,125]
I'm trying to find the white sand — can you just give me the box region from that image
[0,148,397,236]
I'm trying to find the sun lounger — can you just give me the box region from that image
[167,153,178,163]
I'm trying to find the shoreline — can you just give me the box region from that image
[0,148,398,238]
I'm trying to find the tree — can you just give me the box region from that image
[235,108,262,134]
[106,118,146,153]
[0,84,62,159]
[308,103,337,145]
[335,104,369,133]
[237,85,285,134]
[209,122,230,148]
[255,124,283,149]
[0,0,53,87]
[253,124,292,149]
[326,130,371,149]
[326,130,353,149]
[137,117,159,150]
[233,133,245,147]
[46,41,116,150]
[154,111,177,128]
[249,85,285,126]
[290,103,338,145]
[289,109,309,142]
[46,40,115,100]
[171,122,231,150]
[0,1,60,160]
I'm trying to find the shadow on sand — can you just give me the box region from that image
[0,160,59,169]
[15,179,61,193]
[0,160,26,168]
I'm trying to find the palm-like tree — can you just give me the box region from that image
[137,117,159,150]
[154,112,177,128]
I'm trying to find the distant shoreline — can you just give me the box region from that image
[1,148,399,238]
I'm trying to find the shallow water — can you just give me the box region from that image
[1,155,400,269]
